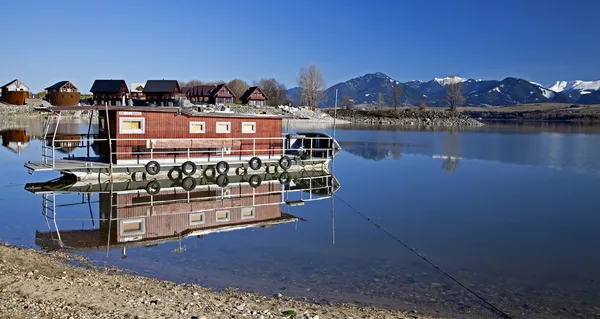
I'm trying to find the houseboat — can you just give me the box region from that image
[25,106,341,181]
[26,168,338,253]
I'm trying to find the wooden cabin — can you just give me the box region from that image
[130,82,146,99]
[1,129,31,154]
[90,80,129,106]
[143,80,181,106]
[45,81,80,106]
[92,106,284,164]
[240,86,268,107]
[210,84,235,105]
[1,79,30,105]
[182,84,235,105]
[35,182,293,250]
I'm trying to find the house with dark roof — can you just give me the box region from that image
[183,85,216,103]
[90,80,129,106]
[210,84,235,105]
[45,81,80,106]
[130,82,146,99]
[1,79,30,105]
[143,80,181,106]
[240,86,268,107]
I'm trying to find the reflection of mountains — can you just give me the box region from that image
[339,141,404,161]
[27,169,338,253]
[339,131,600,176]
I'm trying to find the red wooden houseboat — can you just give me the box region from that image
[25,106,340,181]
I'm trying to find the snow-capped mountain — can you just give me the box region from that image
[287,73,600,107]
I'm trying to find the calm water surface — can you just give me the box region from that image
[1,120,600,319]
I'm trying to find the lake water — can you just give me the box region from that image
[1,119,600,319]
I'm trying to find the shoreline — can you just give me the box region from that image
[0,243,436,319]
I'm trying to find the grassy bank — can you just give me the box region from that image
[459,103,600,122]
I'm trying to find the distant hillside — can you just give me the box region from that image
[287,73,600,107]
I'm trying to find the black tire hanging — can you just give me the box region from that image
[181,161,197,176]
[168,167,182,182]
[203,166,216,178]
[279,156,292,171]
[216,174,229,187]
[181,176,197,191]
[145,180,161,195]
[249,157,262,171]
[145,161,161,176]
[248,175,262,188]
[216,161,230,174]
[278,172,292,185]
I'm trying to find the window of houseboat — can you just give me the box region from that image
[242,122,256,134]
[189,212,205,225]
[120,117,145,134]
[216,210,230,222]
[189,121,205,134]
[216,122,231,133]
[120,218,146,236]
[241,207,255,220]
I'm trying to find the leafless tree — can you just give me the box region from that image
[393,86,403,109]
[258,78,290,106]
[296,64,327,109]
[443,75,465,112]
[227,79,249,103]
[377,92,385,108]
[419,100,427,111]
[403,96,410,107]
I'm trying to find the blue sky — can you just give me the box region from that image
[2,0,599,92]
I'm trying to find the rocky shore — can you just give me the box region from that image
[323,109,484,127]
[0,244,436,319]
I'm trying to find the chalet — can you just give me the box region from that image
[45,81,80,106]
[143,80,181,106]
[90,80,129,106]
[240,86,268,107]
[1,79,30,105]
[210,84,235,105]
[183,85,216,103]
[130,82,146,99]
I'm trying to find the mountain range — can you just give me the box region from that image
[287,72,600,107]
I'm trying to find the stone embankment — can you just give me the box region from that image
[0,244,433,319]
[324,109,484,126]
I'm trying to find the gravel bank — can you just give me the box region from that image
[0,244,436,319]
[324,109,483,127]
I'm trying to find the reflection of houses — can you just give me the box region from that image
[48,123,82,156]
[182,84,234,105]
[130,82,146,99]
[143,80,181,106]
[240,86,267,107]
[1,79,30,105]
[1,129,31,154]
[45,81,80,106]
[90,80,129,106]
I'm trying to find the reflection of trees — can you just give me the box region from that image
[339,141,402,161]
[441,131,461,173]
[442,156,460,173]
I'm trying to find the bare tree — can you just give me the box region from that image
[393,86,403,109]
[403,96,410,107]
[258,78,290,106]
[296,64,327,109]
[377,92,385,108]
[419,99,427,111]
[227,79,249,103]
[341,96,354,108]
[443,75,465,112]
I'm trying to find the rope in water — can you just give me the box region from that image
[334,195,513,319]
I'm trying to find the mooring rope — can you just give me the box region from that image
[334,195,514,319]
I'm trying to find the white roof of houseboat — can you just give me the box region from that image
[49,106,293,119]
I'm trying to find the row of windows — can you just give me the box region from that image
[119,118,257,134]
[119,208,256,236]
